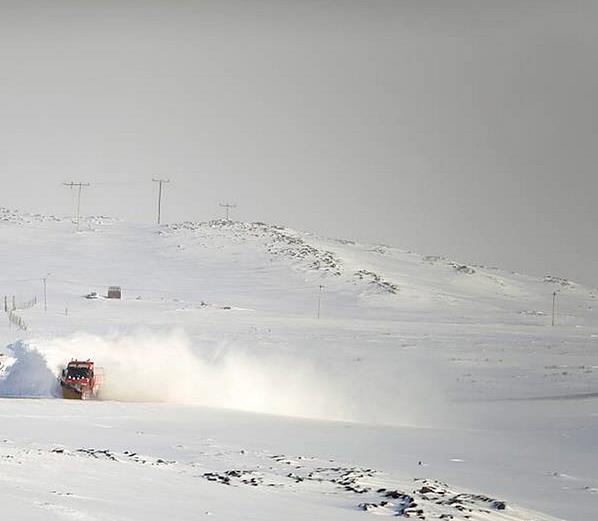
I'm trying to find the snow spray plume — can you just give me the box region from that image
[29,330,353,421]
[0,341,59,397]
[4,331,451,426]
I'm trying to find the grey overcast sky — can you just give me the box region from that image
[0,0,597,285]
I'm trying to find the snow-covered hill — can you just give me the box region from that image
[0,208,596,521]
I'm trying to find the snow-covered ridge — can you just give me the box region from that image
[0,207,587,296]
[163,219,402,296]
[0,206,62,224]
[0,207,116,227]
[161,218,593,308]
[164,220,344,276]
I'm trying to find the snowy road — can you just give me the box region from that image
[2,397,593,521]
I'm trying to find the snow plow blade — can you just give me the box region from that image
[60,383,91,400]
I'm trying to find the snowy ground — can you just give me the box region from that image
[0,208,596,520]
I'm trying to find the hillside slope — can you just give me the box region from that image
[0,208,596,521]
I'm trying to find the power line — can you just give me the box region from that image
[152,178,170,225]
[219,202,236,221]
[62,181,90,231]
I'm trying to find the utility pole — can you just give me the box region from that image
[552,290,557,327]
[152,178,170,225]
[43,274,49,313]
[219,202,236,221]
[317,284,324,319]
[63,181,90,231]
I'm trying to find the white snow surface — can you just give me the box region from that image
[0,209,596,520]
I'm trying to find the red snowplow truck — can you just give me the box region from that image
[59,360,101,400]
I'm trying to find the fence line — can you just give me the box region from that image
[3,295,37,312]
[7,309,27,331]
[3,294,37,331]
